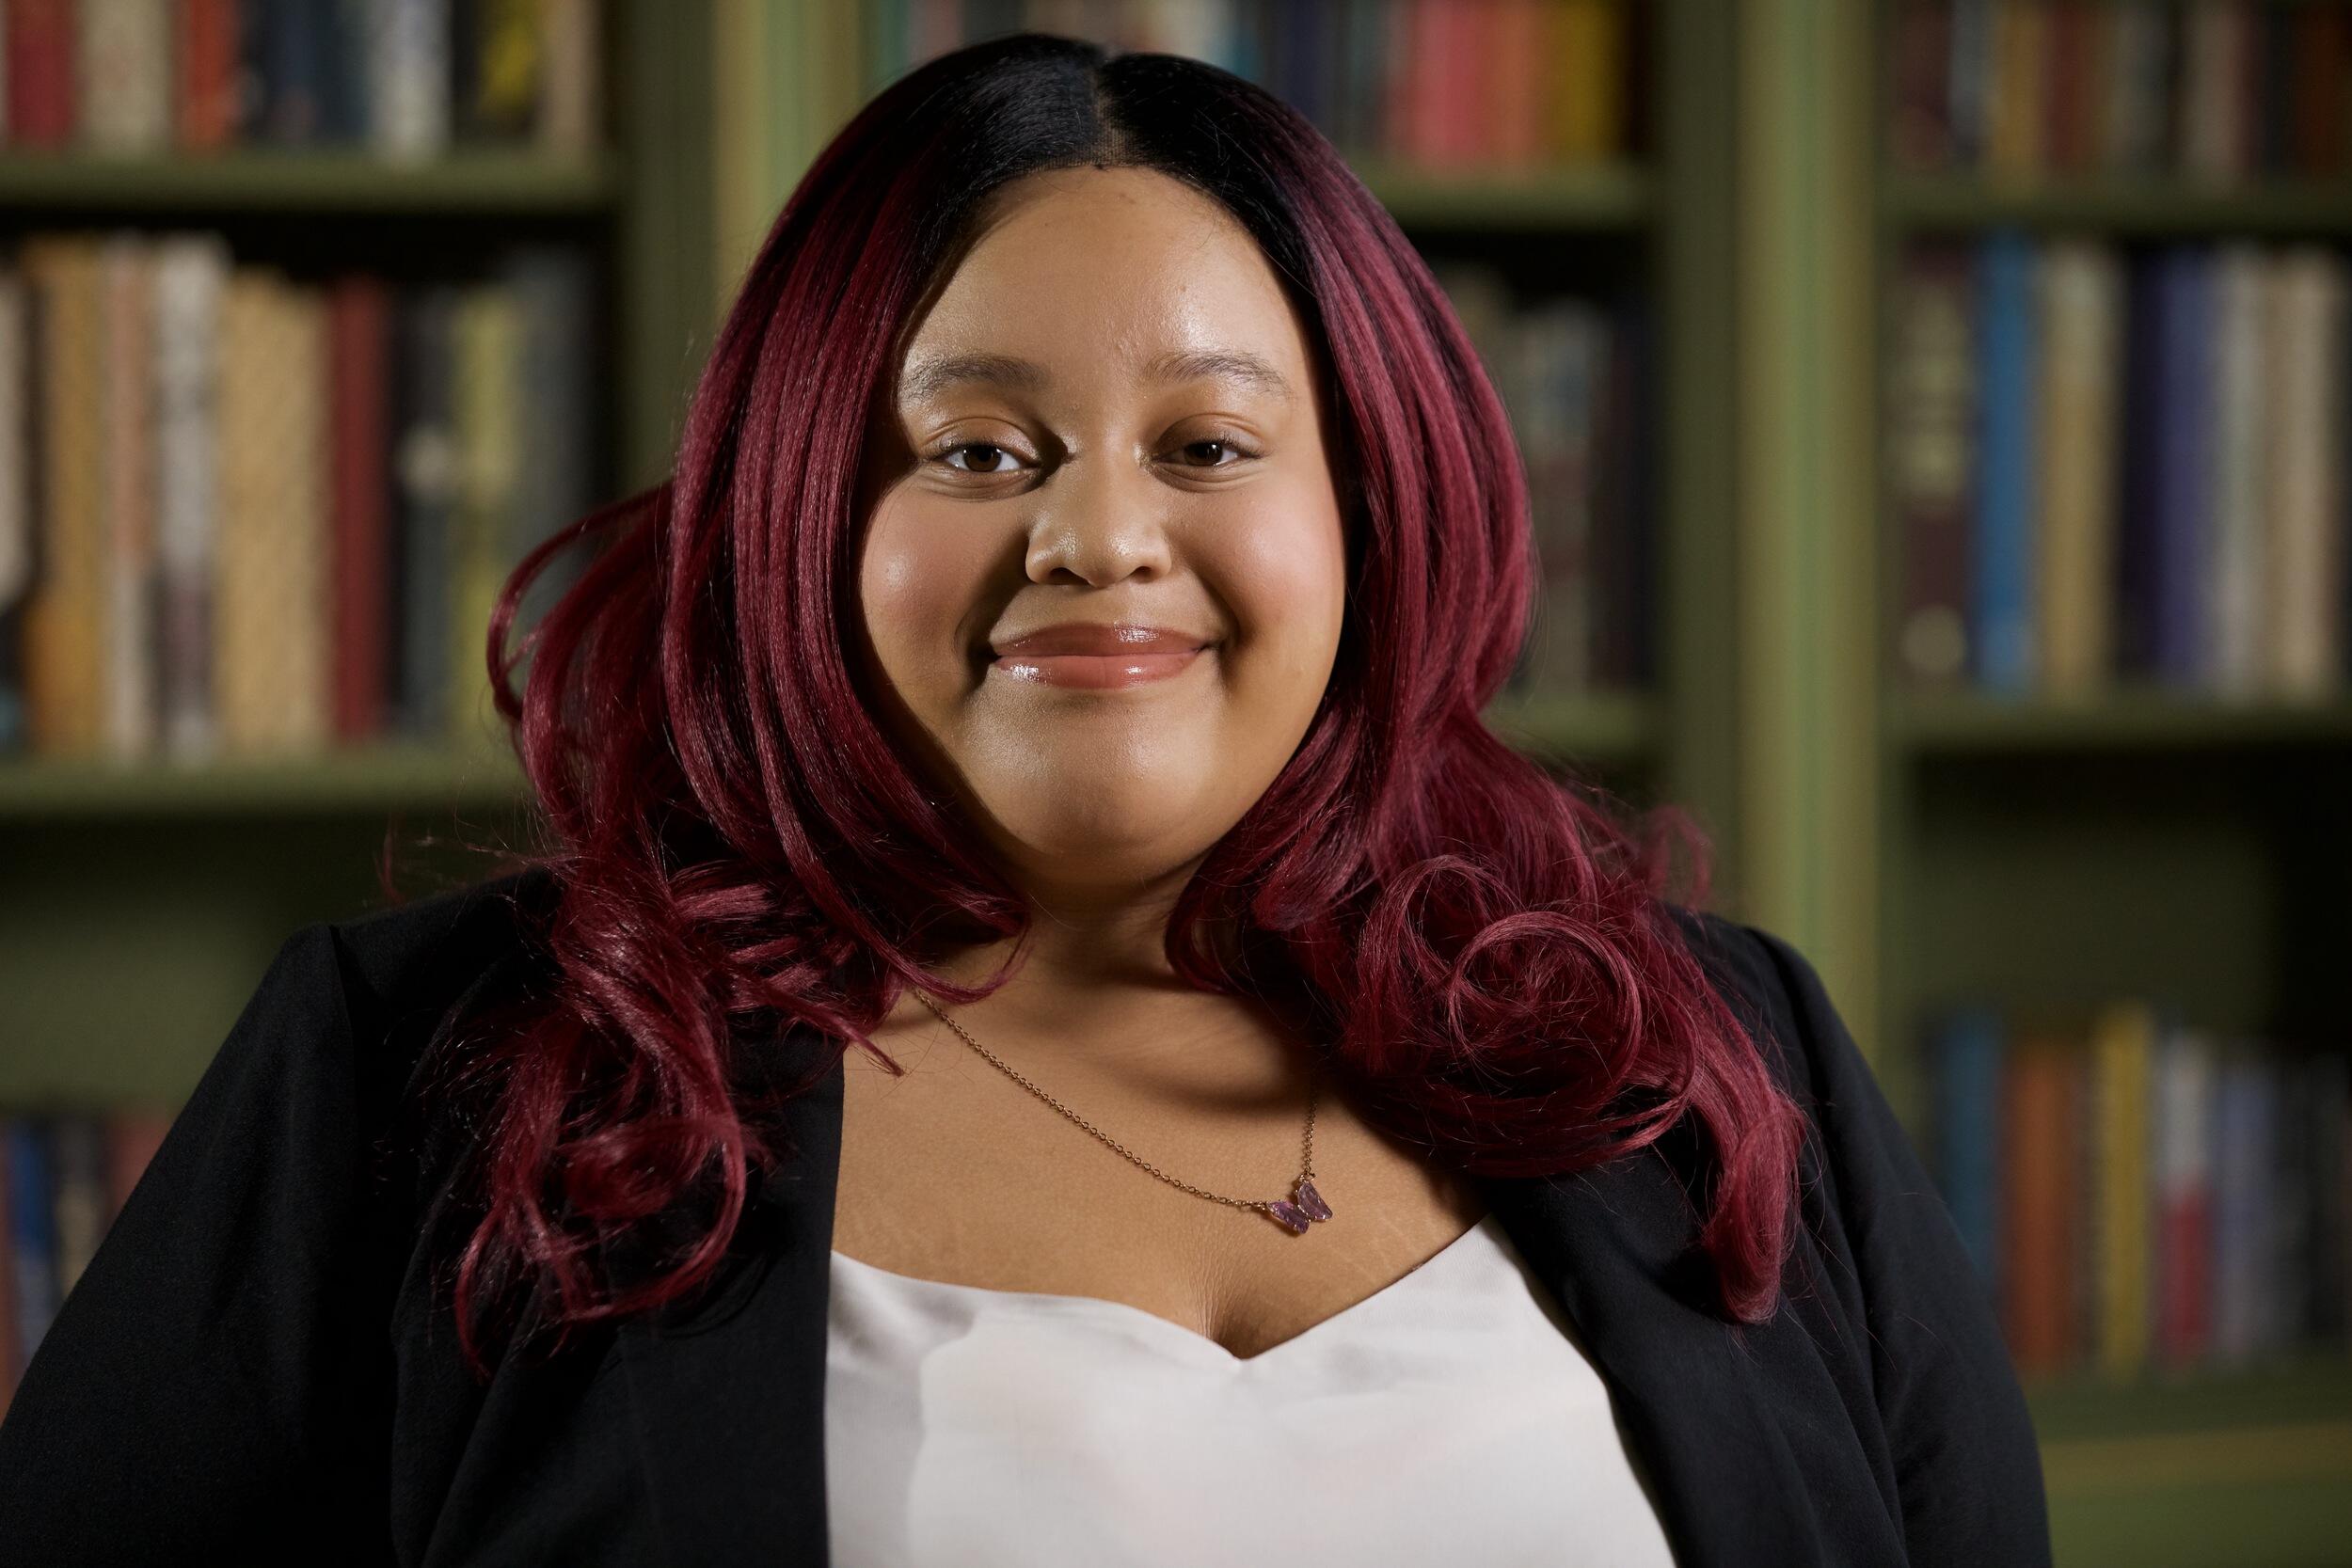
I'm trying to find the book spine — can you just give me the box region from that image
[2155,1020,2217,1369]
[1969,231,2037,691]
[1891,245,1976,688]
[0,270,28,754]
[2091,1000,2154,1379]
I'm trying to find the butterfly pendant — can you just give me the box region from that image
[1265,1177,1334,1235]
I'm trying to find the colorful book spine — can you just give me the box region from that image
[1889,244,1977,687]
[0,0,595,156]
[2153,1022,2217,1369]
[1890,0,2347,181]
[0,231,601,762]
[1930,1002,2005,1304]
[1969,230,2037,692]
[1926,996,2351,1383]
[2090,999,2154,1379]
[1429,261,1649,699]
[0,270,27,752]
[1897,230,2349,700]
[878,0,1635,170]
[2002,1019,2078,1374]
[0,1106,178,1418]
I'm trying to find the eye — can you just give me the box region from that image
[938,440,1029,476]
[1170,435,1258,468]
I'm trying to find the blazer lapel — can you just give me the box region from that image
[612,1039,1822,1568]
[611,1036,847,1567]
[1478,1149,1826,1568]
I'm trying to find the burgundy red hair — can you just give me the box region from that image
[429,32,1806,1379]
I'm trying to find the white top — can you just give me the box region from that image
[823,1210,1680,1567]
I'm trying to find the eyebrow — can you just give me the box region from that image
[898,346,1295,404]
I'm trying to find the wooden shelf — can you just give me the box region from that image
[2025,1353,2352,1448]
[1891,689,2352,754]
[1354,158,1653,230]
[1883,172,2352,237]
[0,148,619,214]
[0,744,532,818]
[2026,1355,2352,1566]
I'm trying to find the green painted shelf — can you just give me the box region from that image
[0,745,530,818]
[2025,1353,2352,1447]
[1354,158,1652,230]
[1884,173,2352,237]
[2028,1354,2352,1568]
[1891,690,2352,753]
[0,148,618,214]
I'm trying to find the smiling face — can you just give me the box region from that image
[851,164,1350,911]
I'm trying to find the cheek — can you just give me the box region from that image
[856,499,994,701]
[1216,478,1349,676]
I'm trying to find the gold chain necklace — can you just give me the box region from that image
[911,990,1336,1235]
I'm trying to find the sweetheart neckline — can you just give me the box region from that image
[827,1211,1502,1368]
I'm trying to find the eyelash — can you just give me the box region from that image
[935,435,1260,476]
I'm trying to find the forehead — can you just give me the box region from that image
[894,165,1313,400]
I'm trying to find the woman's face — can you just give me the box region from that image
[853,164,1349,907]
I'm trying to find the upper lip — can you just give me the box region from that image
[989,623,1213,657]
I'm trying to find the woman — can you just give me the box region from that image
[0,33,2049,1568]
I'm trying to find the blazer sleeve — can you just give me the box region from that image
[1739,921,2055,1568]
[0,923,401,1566]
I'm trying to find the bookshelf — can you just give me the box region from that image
[1868,2,2352,1565]
[3,2,2345,1562]
[0,0,717,1103]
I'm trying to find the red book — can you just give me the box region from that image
[2290,4,2347,176]
[1442,0,1496,166]
[2154,1025,2217,1369]
[329,277,395,742]
[1394,0,1492,168]
[1490,0,1545,167]
[1891,0,1953,171]
[0,1132,18,1411]
[177,0,244,150]
[7,0,76,147]
[1393,0,1446,166]
[2044,0,2100,176]
[2001,1023,2079,1376]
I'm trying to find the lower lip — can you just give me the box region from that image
[989,645,1210,689]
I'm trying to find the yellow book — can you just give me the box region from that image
[2034,239,2122,697]
[1987,0,2046,178]
[1546,0,1626,166]
[19,236,106,755]
[216,272,329,754]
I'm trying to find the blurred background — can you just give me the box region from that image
[0,1,2346,1560]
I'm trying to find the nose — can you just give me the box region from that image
[1020,448,1176,586]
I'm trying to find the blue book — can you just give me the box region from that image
[1930,1004,2005,1305]
[2115,250,2165,679]
[3,1116,57,1373]
[2152,248,2216,687]
[1283,0,1334,135]
[1969,230,2037,691]
[2211,1049,2278,1361]
[1222,0,1262,82]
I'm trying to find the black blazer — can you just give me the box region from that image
[0,868,2052,1567]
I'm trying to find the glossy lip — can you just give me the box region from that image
[987,622,1215,690]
